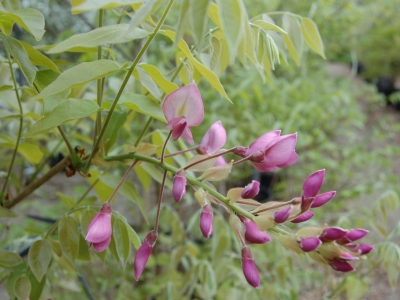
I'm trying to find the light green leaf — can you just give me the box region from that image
[301,17,325,59]
[103,111,127,155]
[210,37,221,72]
[113,214,131,267]
[0,85,13,92]
[135,67,162,99]
[164,30,231,102]
[2,35,36,85]
[125,221,141,250]
[0,248,23,268]
[127,0,161,32]
[189,0,210,44]
[77,233,91,261]
[72,0,143,14]
[252,20,287,34]
[282,13,303,66]
[0,206,18,218]
[139,63,179,94]
[28,272,46,300]
[43,90,70,115]
[56,192,75,209]
[28,239,52,282]
[215,0,243,61]
[19,40,60,73]
[17,142,43,164]
[48,25,148,54]
[0,7,45,40]
[14,275,31,300]
[198,161,232,181]
[119,92,166,122]
[34,59,127,99]
[59,216,80,265]
[25,99,99,137]
[174,0,190,47]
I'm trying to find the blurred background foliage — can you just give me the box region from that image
[1,0,400,299]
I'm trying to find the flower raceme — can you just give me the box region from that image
[237,130,298,172]
[85,203,113,252]
[162,82,204,144]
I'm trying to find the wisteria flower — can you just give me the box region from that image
[302,169,336,208]
[162,82,204,144]
[198,121,227,155]
[85,203,113,252]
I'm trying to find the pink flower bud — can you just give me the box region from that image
[303,170,325,198]
[172,170,186,202]
[311,191,336,208]
[356,244,374,255]
[200,204,213,238]
[241,180,260,199]
[162,83,204,144]
[290,211,315,223]
[330,259,354,272]
[337,229,369,244]
[198,121,226,155]
[274,206,292,223]
[241,247,260,288]
[134,230,158,281]
[299,237,322,252]
[85,203,112,252]
[242,218,271,244]
[319,227,348,242]
[233,146,249,157]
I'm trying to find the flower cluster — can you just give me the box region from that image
[84,83,373,288]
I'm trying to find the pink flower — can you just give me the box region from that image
[198,121,226,155]
[85,203,113,252]
[241,180,260,199]
[244,131,298,172]
[241,247,260,288]
[200,204,213,238]
[134,230,158,281]
[172,170,186,202]
[274,206,292,223]
[242,218,271,244]
[302,170,336,208]
[162,82,204,144]
[290,211,315,223]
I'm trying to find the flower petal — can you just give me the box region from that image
[93,237,111,252]
[264,133,297,167]
[246,130,281,155]
[198,121,227,155]
[312,191,336,208]
[303,169,325,198]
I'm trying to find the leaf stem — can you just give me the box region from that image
[105,153,254,220]
[160,131,172,164]
[84,0,176,173]
[57,126,75,156]
[154,171,167,231]
[1,41,24,202]
[183,147,236,170]
[106,160,138,204]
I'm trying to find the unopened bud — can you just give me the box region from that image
[242,218,271,244]
[172,170,186,202]
[298,237,322,252]
[274,206,292,223]
[134,230,158,281]
[241,247,260,288]
[319,227,348,242]
[200,204,213,238]
[330,259,354,272]
[290,211,315,223]
[336,229,369,245]
[241,180,260,199]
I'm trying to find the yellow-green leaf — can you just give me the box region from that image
[17,142,43,164]
[0,248,23,268]
[48,25,148,54]
[28,239,52,282]
[282,13,303,66]
[119,92,166,122]
[58,216,80,265]
[300,17,325,59]
[19,40,60,73]
[72,0,142,14]
[113,215,131,267]
[252,20,287,34]
[189,0,210,44]
[14,275,31,300]
[34,60,127,99]
[25,99,100,137]
[139,63,179,94]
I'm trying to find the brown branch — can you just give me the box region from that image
[5,156,71,209]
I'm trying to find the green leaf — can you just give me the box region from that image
[125,221,141,250]
[0,84,13,92]
[48,25,148,53]
[174,0,190,47]
[34,59,127,99]
[72,0,143,14]
[282,13,303,66]
[215,0,243,61]
[2,35,36,85]
[59,216,80,265]
[113,214,131,267]
[189,0,210,44]
[0,206,18,218]
[103,111,127,155]
[252,20,287,34]
[56,192,75,209]
[0,248,23,268]
[14,275,31,300]
[28,239,52,282]
[345,275,368,300]
[0,7,45,40]
[25,99,100,137]
[119,92,166,122]
[164,30,231,102]
[210,37,221,72]
[28,272,46,300]
[17,142,43,164]
[127,0,162,32]
[43,90,70,115]
[135,67,162,99]
[300,17,325,59]
[139,63,179,94]
[19,40,60,73]
[77,233,91,261]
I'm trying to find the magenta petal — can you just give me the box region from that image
[86,212,112,244]
[319,227,348,242]
[357,244,374,255]
[291,211,315,223]
[162,82,204,126]
[251,161,278,172]
[200,204,213,238]
[165,116,185,130]
[244,219,271,244]
[171,121,187,141]
[337,229,369,244]
[198,121,227,155]
[214,156,227,166]
[134,231,158,281]
[303,169,325,198]
[180,126,194,144]
[277,151,298,168]
[274,206,292,223]
[93,237,111,252]
[299,237,322,252]
[241,180,260,199]
[311,191,336,208]
[246,130,281,155]
[241,247,260,288]
[331,259,354,272]
[264,133,297,167]
[172,170,186,202]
